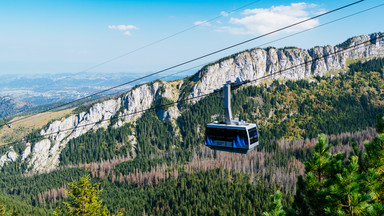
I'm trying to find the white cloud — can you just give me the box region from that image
[108,25,137,36]
[194,20,211,26]
[220,11,229,17]
[243,3,310,16]
[108,25,137,31]
[221,2,321,35]
[315,9,327,15]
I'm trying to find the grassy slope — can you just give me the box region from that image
[0,108,74,146]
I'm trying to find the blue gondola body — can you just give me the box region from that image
[205,122,259,154]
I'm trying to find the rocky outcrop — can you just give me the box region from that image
[21,143,31,160]
[5,33,384,173]
[119,81,179,122]
[0,147,18,166]
[156,106,180,121]
[189,33,384,99]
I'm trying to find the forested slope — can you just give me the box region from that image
[0,58,383,215]
[1,33,383,176]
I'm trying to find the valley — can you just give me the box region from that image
[0,34,384,215]
[0,33,384,215]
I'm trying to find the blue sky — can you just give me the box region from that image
[0,0,383,76]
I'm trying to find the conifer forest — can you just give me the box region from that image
[0,57,383,215]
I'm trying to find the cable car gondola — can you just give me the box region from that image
[205,81,259,154]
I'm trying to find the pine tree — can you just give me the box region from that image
[54,174,122,216]
[325,156,372,215]
[305,134,331,183]
[301,134,332,215]
[363,131,384,214]
[262,190,286,216]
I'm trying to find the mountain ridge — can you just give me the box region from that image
[1,32,384,173]
[190,33,384,99]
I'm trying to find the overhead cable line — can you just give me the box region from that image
[4,0,363,127]
[4,34,381,148]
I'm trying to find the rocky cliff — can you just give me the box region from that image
[190,33,384,99]
[1,33,383,173]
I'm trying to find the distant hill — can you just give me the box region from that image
[0,72,188,106]
[0,96,34,119]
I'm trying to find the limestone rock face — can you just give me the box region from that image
[0,147,18,167]
[21,143,31,161]
[7,151,18,162]
[29,139,54,172]
[120,81,179,123]
[156,106,180,122]
[189,33,384,99]
[42,98,122,142]
[0,155,9,167]
[10,33,384,173]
